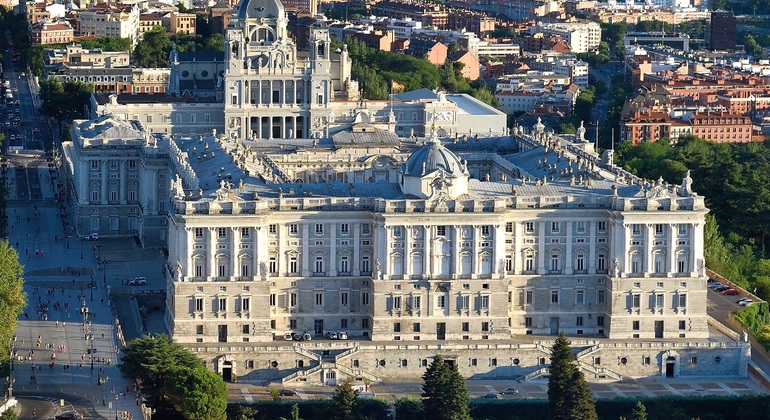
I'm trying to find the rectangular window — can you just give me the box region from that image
[576,290,585,304]
[393,226,403,238]
[633,320,640,330]
[678,294,687,307]
[526,290,533,305]
[576,316,584,327]
[218,228,227,238]
[597,221,607,232]
[632,294,641,308]
[551,222,559,233]
[290,293,297,307]
[576,221,586,233]
[480,295,490,310]
[462,322,469,332]
[196,325,203,334]
[241,227,250,238]
[525,222,534,233]
[525,317,532,327]
[340,223,349,234]
[315,292,324,306]
[678,224,688,235]
[679,320,686,330]
[655,224,664,235]
[362,292,370,306]
[550,290,559,304]
[597,316,604,326]
[460,295,470,310]
[437,295,446,308]
[218,298,226,312]
[413,322,421,332]
[656,294,664,308]
[269,294,276,306]
[394,322,401,333]
[242,297,250,311]
[362,224,371,235]
[242,324,249,334]
[481,322,489,332]
[393,296,402,310]
[481,225,491,236]
[315,224,324,234]
[505,222,513,232]
[632,224,641,235]
[289,224,298,235]
[597,290,605,304]
[436,226,446,236]
[315,256,324,273]
[195,298,203,312]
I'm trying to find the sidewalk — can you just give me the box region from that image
[9,179,144,420]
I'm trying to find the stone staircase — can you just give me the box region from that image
[576,360,624,381]
[517,367,550,382]
[280,344,379,385]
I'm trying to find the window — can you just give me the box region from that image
[525,222,534,233]
[361,256,370,273]
[460,295,470,310]
[242,297,250,311]
[393,296,402,310]
[314,292,324,306]
[632,294,641,308]
[505,222,513,232]
[597,254,606,271]
[268,224,277,235]
[290,293,297,307]
[196,325,203,334]
[315,224,324,234]
[632,224,641,235]
[341,319,348,328]
[241,227,250,238]
[678,224,688,235]
[550,290,559,304]
[576,221,586,233]
[362,224,371,235]
[289,257,298,274]
[576,316,584,327]
[576,254,585,271]
[315,256,324,273]
[551,222,559,233]
[340,292,349,306]
[339,256,349,273]
[394,323,401,333]
[525,254,534,271]
[413,322,421,332]
[289,224,298,235]
[290,319,297,329]
[678,294,687,307]
[481,225,490,236]
[268,257,277,274]
[437,295,446,308]
[340,223,349,234]
[218,228,227,239]
[481,322,489,332]
[412,296,421,310]
[195,298,203,312]
[576,290,585,304]
[242,324,249,334]
[393,226,402,238]
[525,317,532,327]
[269,294,276,306]
[655,294,664,308]
[480,295,490,310]
[550,254,559,271]
[633,320,640,330]
[525,290,533,305]
[436,226,446,236]
[462,322,469,332]
[597,316,604,326]
[679,320,686,330]
[362,292,370,306]
[597,290,605,304]
[597,221,606,232]
[218,298,227,312]
[655,224,664,235]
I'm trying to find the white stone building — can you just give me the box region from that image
[534,22,602,53]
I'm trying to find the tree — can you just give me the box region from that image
[421,355,471,420]
[227,404,258,420]
[164,366,228,420]
[331,378,359,420]
[133,26,174,67]
[548,333,597,420]
[631,401,648,420]
[0,406,18,419]
[118,334,206,416]
[0,241,25,372]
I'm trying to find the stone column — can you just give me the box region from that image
[404,226,412,277]
[668,223,676,276]
[301,223,310,276]
[119,160,127,204]
[645,224,654,275]
[186,227,194,280]
[589,222,596,273]
[277,225,285,276]
[493,224,504,278]
[208,227,217,280]
[353,223,360,276]
[565,221,573,275]
[472,225,480,277]
[384,226,391,278]
[537,222,546,275]
[100,158,108,204]
[232,227,240,280]
[514,222,522,275]
[423,226,431,277]
[329,223,337,276]
[452,225,461,276]
[691,223,702,275]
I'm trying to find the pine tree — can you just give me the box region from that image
[421,355,471,420]
[631,401,648,420]
[548,333,597,420]
[331,378,358,420]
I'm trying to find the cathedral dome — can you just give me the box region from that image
[404,133,468,178]
[236,0,284,20]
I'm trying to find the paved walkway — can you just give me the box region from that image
[6,161,144,420]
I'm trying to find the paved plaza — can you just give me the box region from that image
[4,157,145,419]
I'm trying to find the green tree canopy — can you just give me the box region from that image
[331,378,359,420]
[421,354,471,420]
[118,334,206,416]
[548,333,597,420]
[78,36,131,52]
[133,26,175,67]
[0,241,25,372]
[163,366,228,420]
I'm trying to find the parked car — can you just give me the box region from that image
[128,277,147,285]
[707,282,724,289]
[279,389,297,396]
[55,413,83,420]
[83,233,99,241]
[721,289,739,295]
[715,286,732,292]
[325,332,338,340]
[481,393,500,399]
[738,298,754,306]
[500,387,519,395]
